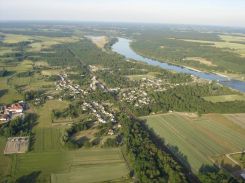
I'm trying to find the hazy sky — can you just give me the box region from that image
[0,0,245,27]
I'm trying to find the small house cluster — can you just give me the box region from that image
[90,76,108,92]
[120,89,152,107]
[82,101,116,124]
[0,101,27,124]
[55,73,88,99]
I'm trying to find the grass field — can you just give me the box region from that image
[184,57,216,67]
[224,113,245,129]
[142,113,245,172]
[203,94,245,103]
[0,137,12,179]
[0,60,55,104]
[1,33,32,44]
[126,72,158,81]
[180,34,245,57]
[12,148,128,183]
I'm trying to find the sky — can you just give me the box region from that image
[0,0,245,27]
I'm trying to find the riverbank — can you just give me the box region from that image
[112,37,245,92]
[129,43,245,82]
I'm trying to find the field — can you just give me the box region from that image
[224,113,245,129]
[51,148,129,183]
[0,60,56,104]
[87,36,108,49]
[203,94,245,103]
[27,36,79,52]
[183,57,216,67]
[142,113,245,172]
[0,33,32,44]
[126,72,157,81]
[0,137,12,179]
[180,34,245,57]
[11,148,128,183]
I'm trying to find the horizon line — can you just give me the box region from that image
[0,20,245,29]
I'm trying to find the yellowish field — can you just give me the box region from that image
[34,61,49,67]
[41,69,61,76]
[180,35,245,57]
[126,72,157,81]
[0,47,14,56]
[184,57,216,66]
[203,94,245,103]
[0,33,79,52]
[1,33,32,44]
[224,113,245,129]
[28,36,79,52]
[88,36,108,49]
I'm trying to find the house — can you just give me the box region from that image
[7,103,23,113]
[0,114,11,123]
[108,129,114,135]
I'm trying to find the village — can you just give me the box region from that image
[55,72,117,126]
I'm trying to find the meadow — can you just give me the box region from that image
[203,94,245,103]
[142,113,245,172]
[11,148,128,183]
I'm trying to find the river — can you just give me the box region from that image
[112,37,245,92]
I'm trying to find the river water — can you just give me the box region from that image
[112,37,245,92]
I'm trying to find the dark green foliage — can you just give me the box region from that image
[52,103,83,119]
[0,89,8,98]
[198,165,240,183]
[24,90,45,101]
[119,113,188,183]
[0,113,38,137]
[63,121,93,148]
[16,171,41,183]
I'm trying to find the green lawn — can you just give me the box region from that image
[142,113,245,172]
[12,148,128,183]
[0,137,12,179]
[203,94,245,103]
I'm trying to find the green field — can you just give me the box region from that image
[126,72,157,81]
[203,94,245,103]
[0,137,12,179]
[142,113,245,172]
[1,99,128,182]
[11,148,128,183]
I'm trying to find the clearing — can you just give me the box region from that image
[183,57,217,67]
[87,36,108,49]
[203,94,245,103]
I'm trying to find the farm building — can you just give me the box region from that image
[4,137,29,154]
[7,103,23,113]
[0,114,11,123]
